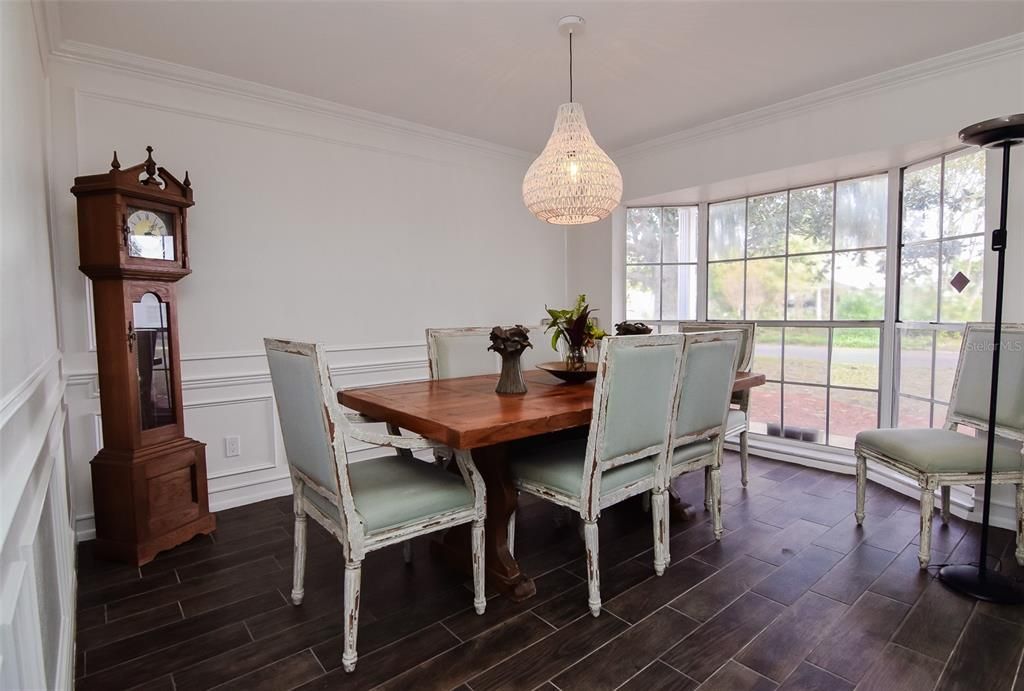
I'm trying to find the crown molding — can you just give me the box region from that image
[613,33,1024,162]
[48,39,534,162]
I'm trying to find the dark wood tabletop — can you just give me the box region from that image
[339,369,766,450]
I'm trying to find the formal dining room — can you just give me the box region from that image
[4,1,1024,689]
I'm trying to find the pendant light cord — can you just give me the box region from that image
[569,31,574,103]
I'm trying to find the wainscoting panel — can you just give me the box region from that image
[67,342,432,540]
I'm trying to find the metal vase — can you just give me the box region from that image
[496,352,528,395]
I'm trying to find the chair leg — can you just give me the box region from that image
[710,465,724,540]
[739,430,749,488]
[583,519,601,616]
[472,518,487,615]
[704,465,712,511]
[941,486,951,525]
[402,540,413,564]
[855,454,867,526]
[918,484,935,569]
[291,493,307,606]
[342,560,362,672]
[507,511,516,558]
[652,489,670,576]
[641,491,652,513]
[1016,483,1024,567]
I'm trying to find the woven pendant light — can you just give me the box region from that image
[523,17,622,225]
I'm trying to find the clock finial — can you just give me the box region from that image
[142,146,158,185]
[183,170,191,188]
[110,151,121,171]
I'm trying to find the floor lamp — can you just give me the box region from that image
[939,114,1024,604]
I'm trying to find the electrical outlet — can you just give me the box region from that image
[224,435,241,458]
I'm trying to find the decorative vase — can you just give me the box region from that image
[496,352,528,395]
[564,344,587,371]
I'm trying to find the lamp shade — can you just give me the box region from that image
[522,103,623,225]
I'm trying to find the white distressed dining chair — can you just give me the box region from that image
[854,323,1024,569]
[263,338,487,672]
[425,325,546,554]
[679,321,756,504]
[507,331,741,615]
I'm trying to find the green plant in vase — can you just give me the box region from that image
[545,294,607,371]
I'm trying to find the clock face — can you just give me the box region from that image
[126,207,175,260]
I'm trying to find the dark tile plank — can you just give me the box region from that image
[860,506,921,554]
[662,592,784,682]
[672,555,776,622]
[805,473,855,499]
[753,545,845,606]
[619,660,698,691]
[694,522,780,568]
[377,612,553,690]
[77,624,251,691]
[77,603,183,651]
[810,543,897,605]
[532,558,652,628]
[892,579,975,661]
[553,607,698,690]
[776,663,852,691]
[175,540,292,582]
[806,591,910,683]
[605,557,717,624]
[867,542,944,605]
[857,643,943,691]
[747,519,828,567]
[211,650,325,691]
[141,527,290,577]
[735,591,848,682]
[467,609,627,690]
[696,660,777,691]
[77,604,106,631]
[77,571,179,610]
[937,611,1024,691]
[294,623,459,691]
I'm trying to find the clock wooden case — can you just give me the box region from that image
[72,147,215,566]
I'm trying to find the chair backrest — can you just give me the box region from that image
[426,326,547,379]
[580,334,686,514]
[678,321,755,371]
[263,339,357,523]
[673,330,742,445]
[947,323,1024,441]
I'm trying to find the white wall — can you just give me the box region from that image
[0,2,77,689]
[45,51,568,538]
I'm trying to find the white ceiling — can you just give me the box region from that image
[55,1,1024,153]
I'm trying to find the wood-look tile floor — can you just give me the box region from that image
[75,453,1024,691]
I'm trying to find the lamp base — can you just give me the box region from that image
[938,564,1024,604]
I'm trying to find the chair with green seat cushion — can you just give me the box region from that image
[263,338,487,673]
[854,323,1024,568]
[679,321,755,494]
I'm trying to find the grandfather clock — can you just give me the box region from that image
[72,147,215,566]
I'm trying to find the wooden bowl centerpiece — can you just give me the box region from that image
[536,361,599,383]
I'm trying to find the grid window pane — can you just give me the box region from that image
[834,249,886,320]
[626,265,660,320]
[831,328,880,389]
[940,236,983,322]
[829,389,878,449]
[898,395,932,428]
[787,254,833,320]
[902,161,941,242]
[708,261,745,319]
[745,258,786,319]
[899,329,933,398]
[661,265,698,321]
[789,185,833,254]
[784,384,827,443]
[784,327,828,385]
[836,175,887,249]
[754,326,783,381]
[747,192,787,257]
[900,242,939,322]
[933,330,963,404]
[663,207,699,263]
[709,200,745,260]
[750,382,781,435]
[942,149,986,238]
[626,207,661,263]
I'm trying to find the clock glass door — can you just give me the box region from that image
[133,292,176,429]
[126,207,176,261]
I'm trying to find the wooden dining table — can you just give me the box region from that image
[339,368,766,602]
